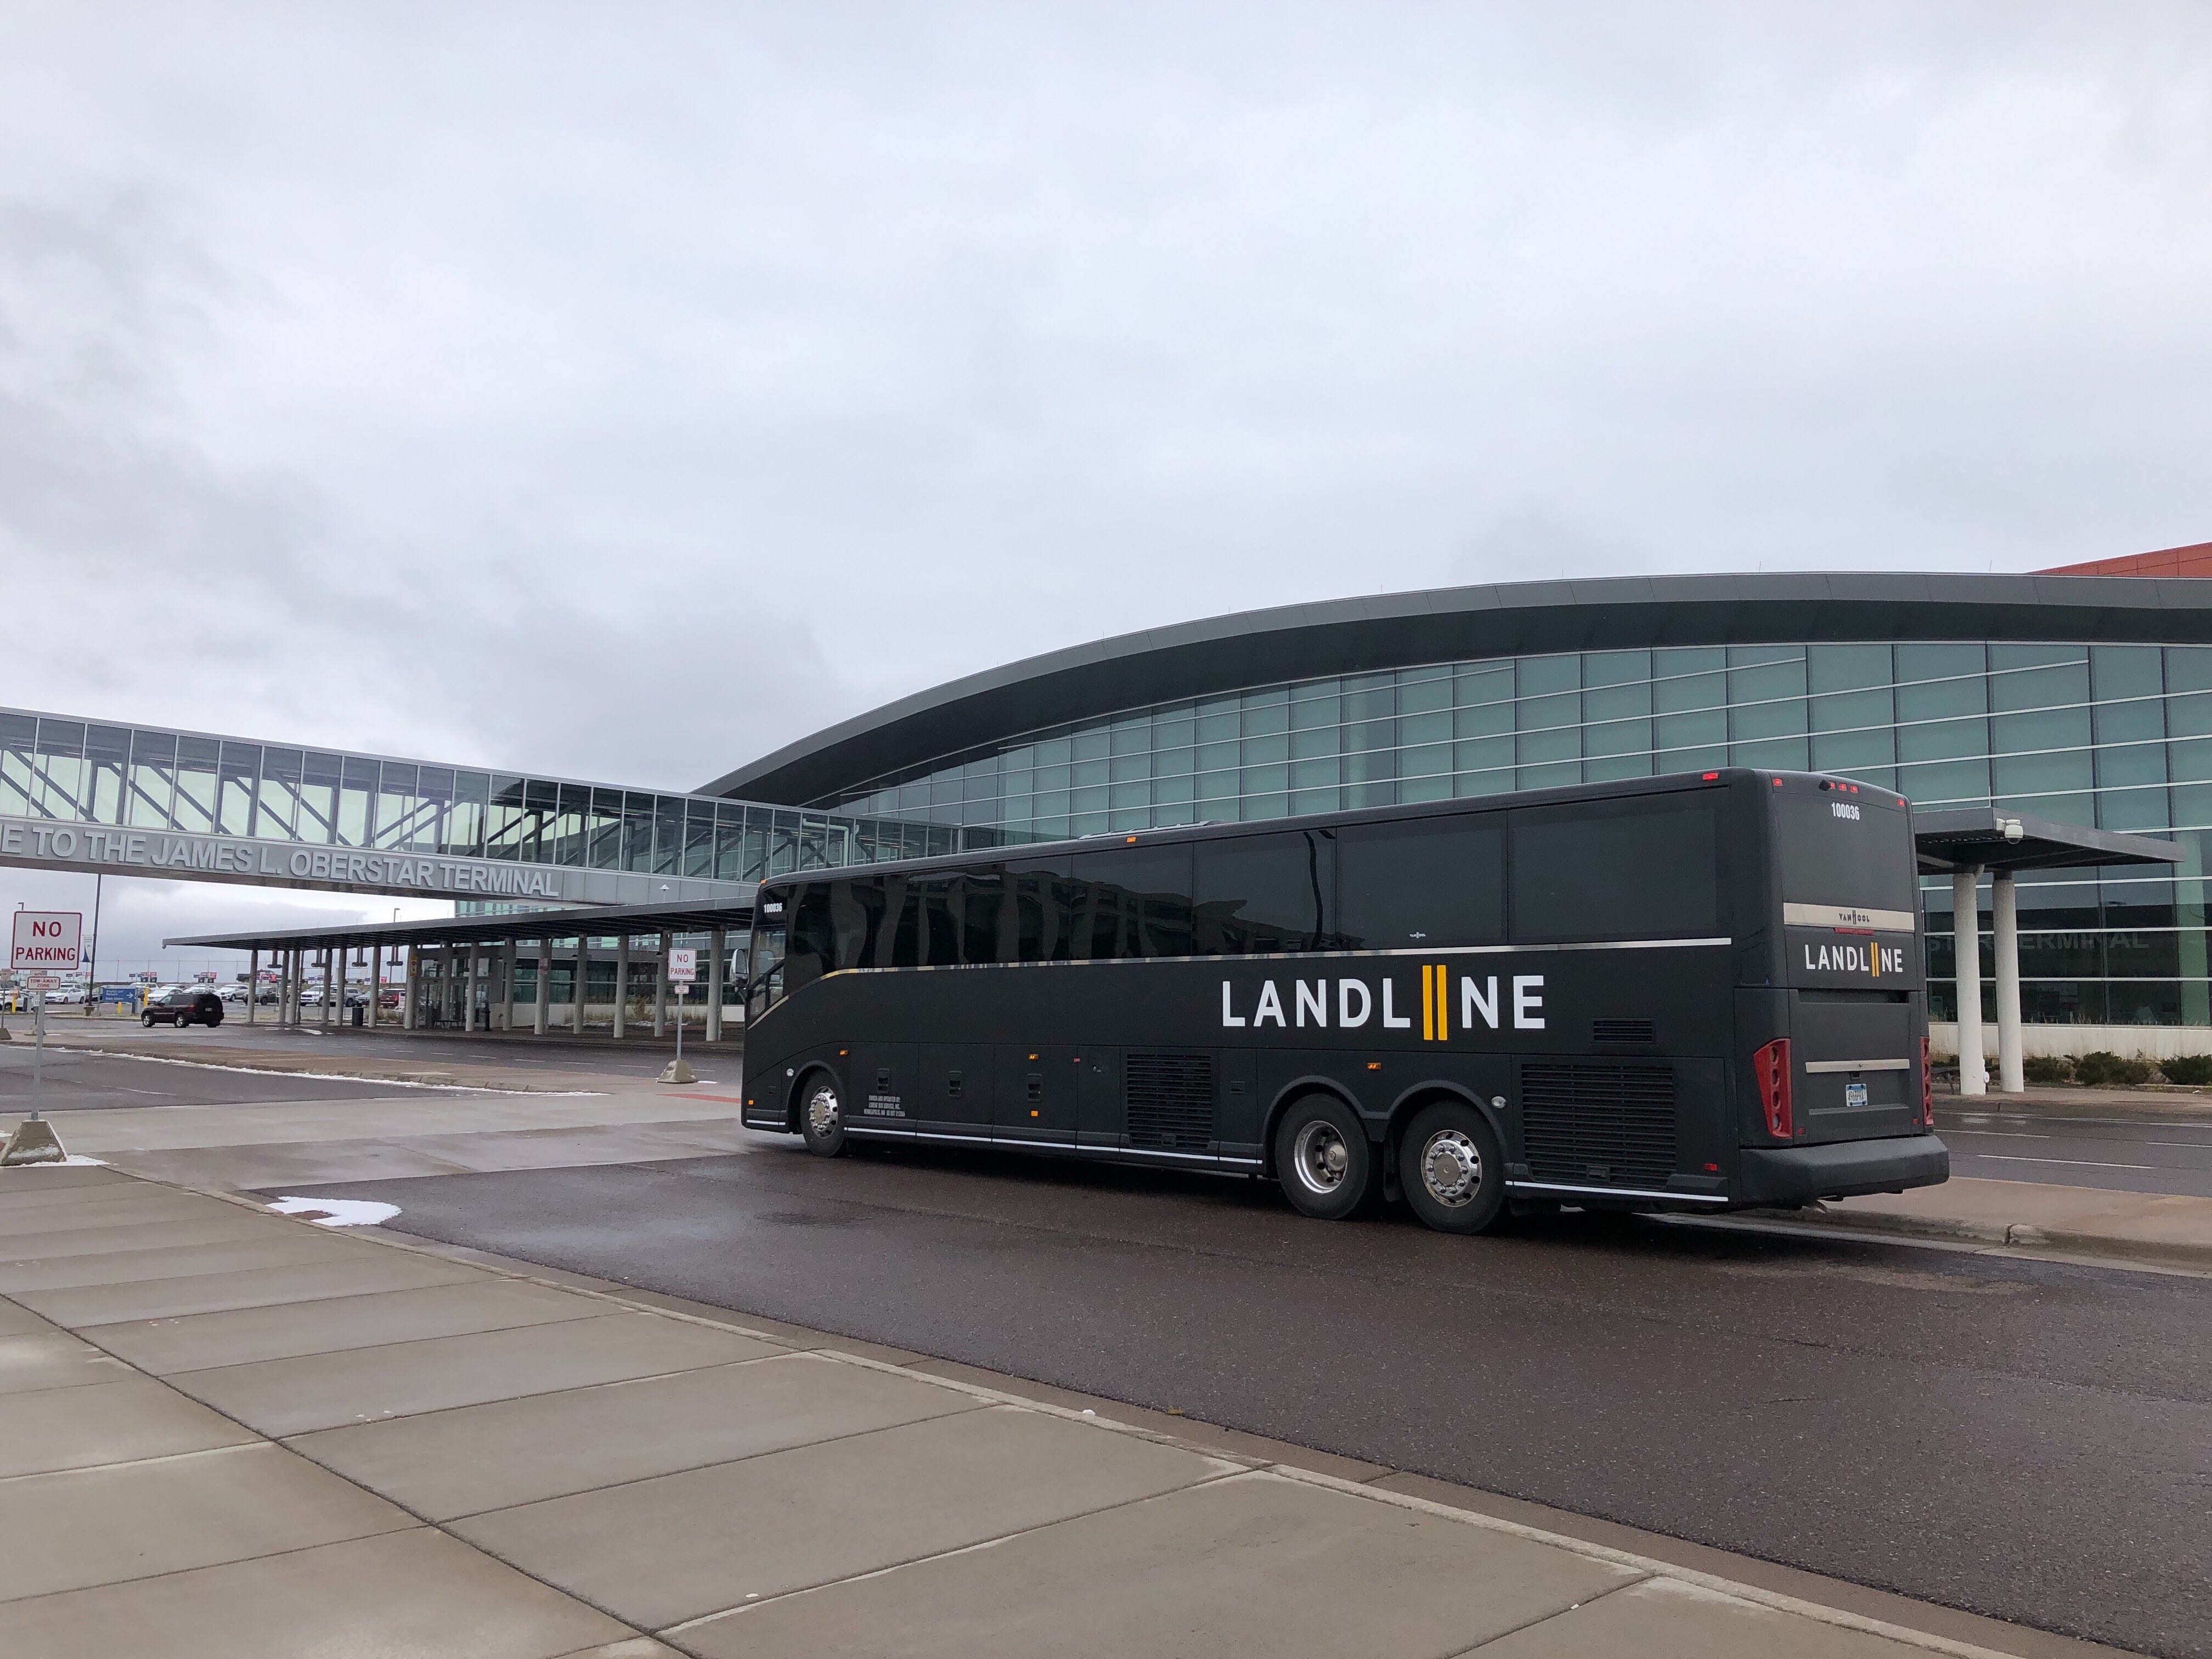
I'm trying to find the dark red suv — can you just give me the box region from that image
[143,988,224,1029]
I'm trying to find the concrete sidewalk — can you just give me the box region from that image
[0,1161,2125,1659]
[1751,1177,2212,1271]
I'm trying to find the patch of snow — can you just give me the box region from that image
[268,1195,400,1227]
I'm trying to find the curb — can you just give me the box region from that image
[1745,1204,2212,1272]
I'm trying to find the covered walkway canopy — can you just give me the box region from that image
[1912,810,2184,1094]
[166,896,757,1043]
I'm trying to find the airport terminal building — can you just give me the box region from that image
[8,549,2212,1053]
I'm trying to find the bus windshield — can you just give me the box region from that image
[747,917,787,1021]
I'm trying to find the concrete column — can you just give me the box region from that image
[653,933,669,1039]
[707,927,725,1043]
[501,939,517,1032]
[1993,870,2024,1094]
[464,943,479,1034]
[442,945,458,1026]
[534,938,551,1036]
[286,949,299,1027]
[404,945,419,1031]
[368,943,381,1030]
[320,949,334,1029]
[613,936,629,1040]
[246,949,258,1026]
[1953,867,1985,1097]
[572,937,589,1034]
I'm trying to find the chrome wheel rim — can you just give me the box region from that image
[1420,1129,1482,1208]
[805,1085,840,1139]
[1291,1120,1352,1195]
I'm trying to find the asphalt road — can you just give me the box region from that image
[304,1136,2212,1657]
[0,1043,477,1110]
[16,1020,736,1084]
[1939,1102,2212,1198]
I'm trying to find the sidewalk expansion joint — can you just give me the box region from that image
[411,1387,997,1526]
[1444,1572,1653,1655]
[656,1466,1256,1637]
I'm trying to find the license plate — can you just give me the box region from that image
[1845,1081,1869,1108]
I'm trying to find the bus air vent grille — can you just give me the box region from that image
[1519,1063,1677,1187]
[1592,1019,1657,1044]
[1125,1053,1215,1152]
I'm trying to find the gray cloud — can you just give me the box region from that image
[1,0,2207,810]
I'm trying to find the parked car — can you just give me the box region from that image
[143,988,224,1029]
[217,983,250,1003]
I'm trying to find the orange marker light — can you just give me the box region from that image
[1366,1061,1383,1071]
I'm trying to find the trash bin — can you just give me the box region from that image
[351,1004,364,1027]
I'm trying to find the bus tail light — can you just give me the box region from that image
[1754,1039,1792,1139]
[1921,1036,1934,1126]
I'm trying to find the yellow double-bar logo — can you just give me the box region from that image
[1420,962,1450,1042]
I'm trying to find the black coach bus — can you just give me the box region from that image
[738,769,1947,1233]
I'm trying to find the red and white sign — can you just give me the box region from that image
[668,948,697,986]
[10,911,82,974]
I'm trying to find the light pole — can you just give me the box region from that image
[86,873,103,1018]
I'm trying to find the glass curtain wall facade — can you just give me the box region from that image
[823,642,2212,1029]
[0,709,958,884]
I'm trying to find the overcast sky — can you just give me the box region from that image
[4,4,2210,966]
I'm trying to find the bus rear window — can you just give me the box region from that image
[1775,797,1916,912]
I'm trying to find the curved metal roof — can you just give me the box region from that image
[703,570,2212,806]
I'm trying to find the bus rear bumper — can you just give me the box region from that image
[1738,1134,1949,1206]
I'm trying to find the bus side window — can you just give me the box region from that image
[960,869,1005,964]
[783,883,834,994]
[830,877,881,972]
[877,877,921,968]
[1194,831,1333,954]
[916,876,960,964]
[1509,800,1718,942]
[1006,856,1070,962]
[1338,818,1503,948]
[1070,845,1194,958]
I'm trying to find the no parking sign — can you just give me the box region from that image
[10,912,81,974]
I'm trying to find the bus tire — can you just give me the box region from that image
[799,1075,847,1157]
[1399,1101,1506,1234]
[1274,1096,1381,1221]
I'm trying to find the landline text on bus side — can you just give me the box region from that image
[1220,972,1544,1034]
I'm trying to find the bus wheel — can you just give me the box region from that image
[800,1076,847,1157]
[1274,1096,1380,1221]
[1399,1102,1506,1234]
